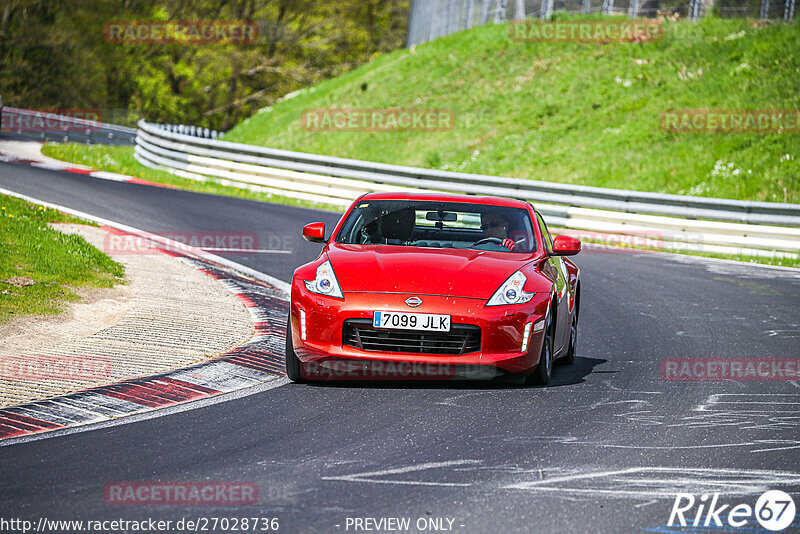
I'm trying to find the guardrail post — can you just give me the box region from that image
[786,0,795,20]
[628,0,640,17]
[583,0,591,13]
[760,0,770,18]
[602,0,613,15]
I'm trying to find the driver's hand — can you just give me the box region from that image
[501,238,516,251]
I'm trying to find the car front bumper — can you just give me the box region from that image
[289,279,551,380]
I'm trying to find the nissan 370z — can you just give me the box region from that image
[286,192,581,384]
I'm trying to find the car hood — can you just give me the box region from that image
[327,243,530,299]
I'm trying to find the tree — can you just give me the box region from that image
[0,0,410,130]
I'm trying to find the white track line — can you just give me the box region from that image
[201,247,292,254]
[322,460,482,487]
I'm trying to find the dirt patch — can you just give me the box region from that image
[0,276,36,287]
[0,283,131,358]
[0,223,254,407]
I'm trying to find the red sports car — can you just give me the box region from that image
[286,192,581,384]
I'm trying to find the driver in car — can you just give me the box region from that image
[480,211,516,251]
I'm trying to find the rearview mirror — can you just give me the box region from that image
[551,235,581,256]
[425,211,457,222]
[302,222,326,244]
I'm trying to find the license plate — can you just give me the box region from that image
[373,311,451,332]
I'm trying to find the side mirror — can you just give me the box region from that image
[302,222,326,244]
[551,235,581,256]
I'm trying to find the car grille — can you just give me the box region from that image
[343,319,481,355]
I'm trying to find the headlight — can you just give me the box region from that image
[304,260,343,298]
[486,271,535,306]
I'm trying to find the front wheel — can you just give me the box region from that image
[285,316,305,383]
[528,312,554,385]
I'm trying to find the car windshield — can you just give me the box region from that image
[335,200,537,253]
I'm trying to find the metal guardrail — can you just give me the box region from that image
[136,120,800,224]
[134,119,800,258]
[0,107,137,146]
[154,123,221,140]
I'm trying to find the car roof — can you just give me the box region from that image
[359,191,532,210]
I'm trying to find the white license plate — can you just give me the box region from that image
[373,311,451,332]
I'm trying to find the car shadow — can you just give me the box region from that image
[549,356,608,387]
[300,356,607,390]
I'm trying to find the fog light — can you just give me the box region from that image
[300,310,307,341]
[521,321,532,352]
[532,318,545,333]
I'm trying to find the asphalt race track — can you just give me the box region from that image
[2,161,800,533]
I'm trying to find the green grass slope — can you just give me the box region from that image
[0,195,124,323]
[224,15,800,203]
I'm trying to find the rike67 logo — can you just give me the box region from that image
[669,490,796,531]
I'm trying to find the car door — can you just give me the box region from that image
[536,211,570,354]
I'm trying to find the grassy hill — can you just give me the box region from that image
[223,15,800,204]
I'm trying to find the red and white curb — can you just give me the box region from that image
[0,253,289,441]
[0,189,292,442]
[0,153,170,188]
[0,253,289,440]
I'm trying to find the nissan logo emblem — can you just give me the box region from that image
[405,296,422,307]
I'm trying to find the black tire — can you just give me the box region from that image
[561,312,577,366]
[528,312,554,385]
[285,316,305,383]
